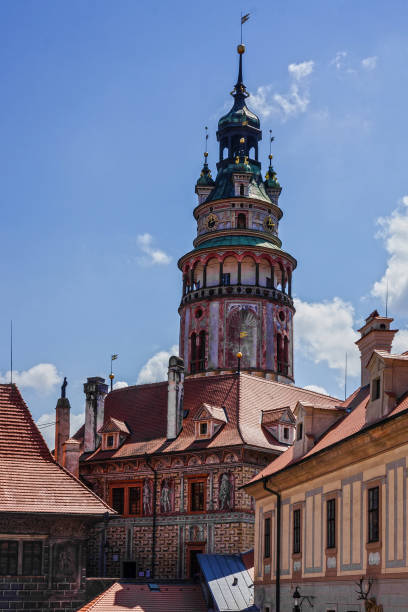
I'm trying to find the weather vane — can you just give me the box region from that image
[240,13,250,44]
[204,126,208,159]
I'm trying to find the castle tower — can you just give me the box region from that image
[178,45,296,382]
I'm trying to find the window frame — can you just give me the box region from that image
[187,476,207,514]
[368,486,380,543]
[0,537,45,577]
[326,498,336,549]
[264,517,271,559]
[293,508,301,555]
[371,377,381,401]
[296,422,303,441]
[110,481,144,517]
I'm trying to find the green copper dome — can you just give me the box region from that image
[196,161,215,187]
[195,235,281,251]
[218,104,260,129]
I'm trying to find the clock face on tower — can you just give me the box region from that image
[263,215,275,232]
[206,213,218,230]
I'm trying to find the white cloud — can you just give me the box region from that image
[113,381,128,390]
[331,51,348,71]
[251,60,314,121]
[294,297,360,379]
[303,384,329,396]
[361,56,378,70]
[288,60,314,80]
[0,363,61,393]
[137,344,179,384]
[371,196,408,313]
[392,329,408,355]
[36,411,84,449]
[136,233,171,266]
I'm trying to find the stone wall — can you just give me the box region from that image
[0,515,91,612]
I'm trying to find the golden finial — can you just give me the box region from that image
[240,137,245,144]
[269,154,273,161]
[237,351,243,359]
[237,44,245,55]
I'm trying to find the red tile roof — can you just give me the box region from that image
[99,417,130,434]
[78,583,207,611]
[0,384,113,515]
[81,374,340,462]
[249,381,408,484]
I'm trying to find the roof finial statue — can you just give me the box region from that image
[204,126,209,163]
[61,377,68,398]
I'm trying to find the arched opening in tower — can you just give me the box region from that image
[237,212,246,227]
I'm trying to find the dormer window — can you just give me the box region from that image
[283,427,289,440]
[194,403,227,440]
[99,417,130,451]
[372,377,381,401]
[296,422,303,441]
[101,432,120,450]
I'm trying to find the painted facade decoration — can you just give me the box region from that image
[160,478,175,514]
[218,472,234,511]
[178,44,296,383]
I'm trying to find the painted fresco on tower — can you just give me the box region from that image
[226,304,259,369]
[160,478,175,514]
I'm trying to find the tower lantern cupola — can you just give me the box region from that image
[178,43,297,383]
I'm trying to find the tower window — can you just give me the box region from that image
[372,377,381,401]
[296,422,303,441]
[237,213,246,229]
[240,184,245,196]
[221,273,230,286]
[190,332,205,373]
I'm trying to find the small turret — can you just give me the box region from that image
[195,152,215,204]
[355,310,398,386]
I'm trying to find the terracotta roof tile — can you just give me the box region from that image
[81,374,340,462]
[0,384,112,515]
[78,582,207,611]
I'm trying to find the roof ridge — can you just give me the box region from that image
[239,372,340,401]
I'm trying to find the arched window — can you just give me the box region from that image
[239,184,245,196]
[237,213,246,229]
[198,330,206,372]
[190,333,197,374]
[276,333,283,374]
[283,337,289,376]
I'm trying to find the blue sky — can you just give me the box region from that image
[1,0,408,445]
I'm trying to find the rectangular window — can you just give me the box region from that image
[112,487,125,514]
[293,509,301,554]
[190,480,206,512]
[264,517,271,558]
[221,273,231,286]
[283,427,289,440]
[22,541,42,576]
[128,487,141,515]
[266,277,273,288]
[296,422,303,441]
[106,434,114,447]
[368,486,380,543]
[372,377,381,401]
[327,499,336,549]
[199,422,208,436]
[0,541,18,575]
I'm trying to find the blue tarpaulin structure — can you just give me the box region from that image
[197,553,259,612]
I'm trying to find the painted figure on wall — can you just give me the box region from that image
[143,478,152,515]
[160,478,174,513]
[219,472,234,510]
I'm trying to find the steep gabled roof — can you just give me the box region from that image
[0,384,113,515]
[194,403,227,423]
[78,374,340,462]
[98,417,130,435]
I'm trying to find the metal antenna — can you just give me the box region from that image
[344,352,348,400]
[10,320,13,385]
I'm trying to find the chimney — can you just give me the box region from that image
[167,356,184,439]
[84,377,109,453]
[355,310,398,386]
[54,379,70,463]
[62,438,81,478]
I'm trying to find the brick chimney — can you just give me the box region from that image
[84,377,109,453]
[63,438,81,478]
[355,310,398,386]
[167,356,184,439]
[55,396,70,464]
